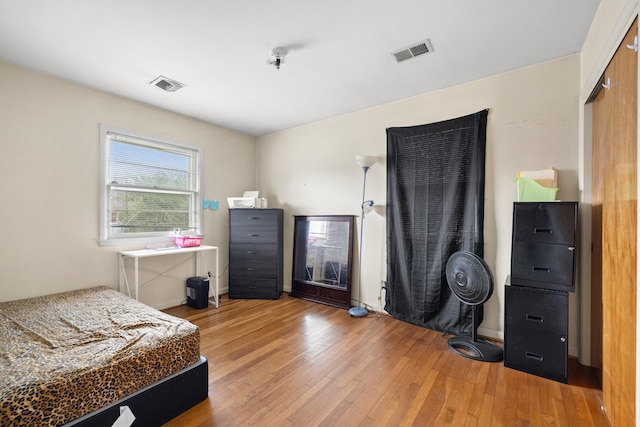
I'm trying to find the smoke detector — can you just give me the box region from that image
[391,39,434,63]
[149,76,187,92]
[267,48,287,70]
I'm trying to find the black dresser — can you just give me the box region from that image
[229,208,283,299]
[504,202,577,383]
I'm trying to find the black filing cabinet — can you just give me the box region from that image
[505,202,577,383]
[504,285,568,383]
[229,209,283,299]
[510,202,577,292]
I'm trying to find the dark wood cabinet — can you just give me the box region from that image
[229,209,283,299]
[505,201,577,383]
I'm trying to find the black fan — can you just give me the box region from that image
[445,250,503,362]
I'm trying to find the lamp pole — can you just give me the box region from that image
[350,155,376,317]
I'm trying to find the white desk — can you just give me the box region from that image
[118,245,219,308]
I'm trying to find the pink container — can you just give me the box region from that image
[174,236,202,247]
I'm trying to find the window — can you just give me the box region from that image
[99,125,203,246]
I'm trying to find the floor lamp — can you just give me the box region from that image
[350,155,376,317]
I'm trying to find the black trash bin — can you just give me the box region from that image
[186,276,209,309]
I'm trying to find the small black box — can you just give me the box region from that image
[186,276,209,309]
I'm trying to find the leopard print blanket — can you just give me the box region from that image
[0,287,200,426]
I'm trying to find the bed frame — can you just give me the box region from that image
[65,356,208,427]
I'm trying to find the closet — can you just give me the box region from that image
[591,17,637,427]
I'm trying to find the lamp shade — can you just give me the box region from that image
[356,155,377,168]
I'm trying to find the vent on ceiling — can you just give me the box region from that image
[391,39,434,63]
[149,76,186,92]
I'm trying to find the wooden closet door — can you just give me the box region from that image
[592,18,637,427]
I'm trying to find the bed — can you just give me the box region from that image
[0,286,208,426]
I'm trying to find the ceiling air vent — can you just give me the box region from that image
[149,76,186,92]
[392,39,434,63]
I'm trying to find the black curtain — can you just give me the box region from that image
[385,110,488,334]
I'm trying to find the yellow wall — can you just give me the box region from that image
[258,55,581,353]
[0,60,256,308]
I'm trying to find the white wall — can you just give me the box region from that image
[257,55,581,354]
[0,48,588,357]
[0,60,256,307]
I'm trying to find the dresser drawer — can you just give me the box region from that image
[230,244,277,263]
[230,226,279,244]
[513,202,577,245]
[505,285,567,335]
[229,278,280,299]
[230,260,277,279]
[230,244,276,278]
[511,242,575,290]
[229,210,280,227]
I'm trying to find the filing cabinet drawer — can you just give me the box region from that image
[505,285,567,334]
[504,330,568,383]
[510,242,576,291]
[512,202,577,245]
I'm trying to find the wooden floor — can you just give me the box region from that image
[162,294,608,427]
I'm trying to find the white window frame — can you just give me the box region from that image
[99,125,203,247]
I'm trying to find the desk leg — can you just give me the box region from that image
[134,257,139,301]
[119,254,133,298]
[214,247,219,308]
[118,254,125,294]
[196,251,219,308]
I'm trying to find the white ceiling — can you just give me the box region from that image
[0,0,600,137]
